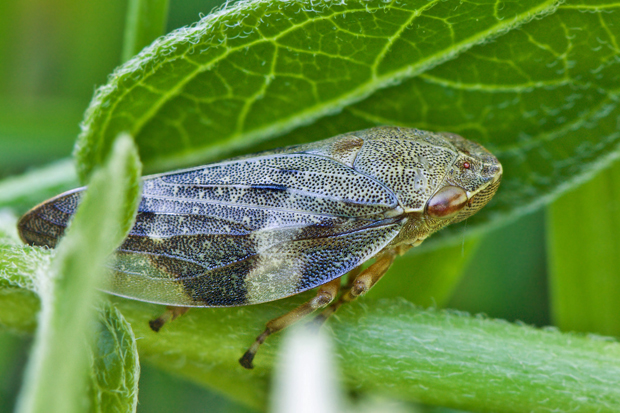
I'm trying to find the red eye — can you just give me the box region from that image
[463,162,470,169]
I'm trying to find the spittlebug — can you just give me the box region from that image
[18,127,502,368]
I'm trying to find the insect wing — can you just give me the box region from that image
[105,152,402,306]
[109,219,402,306]
[17,188,82,247]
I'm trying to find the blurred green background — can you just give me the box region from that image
[0,0,617,412]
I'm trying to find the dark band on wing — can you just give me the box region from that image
[108,217,400,306]
[180,258,252,306]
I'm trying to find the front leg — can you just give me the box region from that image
[315,249,397,324]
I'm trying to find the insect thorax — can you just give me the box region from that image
[347,128,459,212]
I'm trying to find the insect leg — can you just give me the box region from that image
[343,265,363,290]
[149,306,190,332]
[239,277,341,369]
[316,250,396,324]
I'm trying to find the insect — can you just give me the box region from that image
[17,127,502,368]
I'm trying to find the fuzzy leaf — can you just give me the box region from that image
[75,0,560,181]
[15,135,141,413]
[2,232,619,412]
[263,0,620,234]
[74,0,620,242]
[3,1,620,411]
[89,304,140,413]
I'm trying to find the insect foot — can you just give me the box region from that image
[17,126,502,368]
[149,306,189,332]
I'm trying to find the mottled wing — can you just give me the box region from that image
[18,153,402,306]
[110,219,402,306]
[103,152,401,307]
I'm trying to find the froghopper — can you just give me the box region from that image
[18,126,502,368]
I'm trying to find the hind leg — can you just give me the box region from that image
[239,277,341,369]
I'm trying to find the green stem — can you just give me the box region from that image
[122,0,170,62]
[113,295,620,413]
[2,273,620,412]
[547,158,620,337]
[333,301,620,412]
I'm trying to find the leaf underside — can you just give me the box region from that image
[75,0,620,239]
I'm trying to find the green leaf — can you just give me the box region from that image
[0,285,39,334]
[547,158,620,337]
[75,0,560,182]
[265,0,620,237]
[15,135,141,413]
[89,304,140,413]
[2,229,619,412]
[0,216,140,412]
[0,211,44,333]
[4,0,620,411]
[73,0,620,246]
[333,302,620,412]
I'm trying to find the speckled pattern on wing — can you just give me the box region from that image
[16,189,82,248]
[141,153,398,221]
[108,151,403,306]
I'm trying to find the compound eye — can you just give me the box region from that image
[427,186,468,218]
